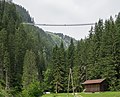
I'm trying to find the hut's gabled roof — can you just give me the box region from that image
[82,79,105,85]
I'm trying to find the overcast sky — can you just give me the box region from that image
[13,0,120,40]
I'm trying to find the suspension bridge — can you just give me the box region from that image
[22,23,95,27]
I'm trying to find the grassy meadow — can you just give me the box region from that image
[42,92,120,97]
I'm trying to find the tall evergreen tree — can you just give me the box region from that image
[51,43,66,93]
[0,29,7,82]
[67,39,75,69]
[66,39,75,92]
[52,45,61,93]
[22,50,38,89]
[14,24,27,91]
[59,42,66,92]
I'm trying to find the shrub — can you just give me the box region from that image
[22,82,43,97]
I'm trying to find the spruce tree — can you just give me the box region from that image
[14,24,27,91]
[66,39,75,92]
[67,39,75,69]
[0,29,7,82]
[51,43,66,93]
[59,42,66,92]
[52,45,61,93]
[22,50,38,89]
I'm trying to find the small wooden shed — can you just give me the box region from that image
[82,79,107,92]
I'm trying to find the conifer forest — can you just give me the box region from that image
[0,1,120,97]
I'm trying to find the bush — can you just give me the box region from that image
[0,89,7,97]
[22,82,43,97]
[0,83,9,97]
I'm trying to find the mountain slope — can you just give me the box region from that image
[15,4,34,23]
[46,31,77,48]
[15,4,76,49]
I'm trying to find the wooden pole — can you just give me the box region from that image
[85,66,87,81]
[67,68,71,97]
[56,82,58,94]
[5,69,8,90]
[70,68,75,97]
[67,68,76,97]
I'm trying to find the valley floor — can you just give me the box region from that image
[42,92,120,97]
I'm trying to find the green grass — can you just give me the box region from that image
[42,92,120,97]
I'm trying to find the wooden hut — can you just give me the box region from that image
[82,79,107,92]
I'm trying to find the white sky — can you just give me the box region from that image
[13,0,120,40]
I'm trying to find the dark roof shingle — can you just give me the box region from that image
[82,79,105,85]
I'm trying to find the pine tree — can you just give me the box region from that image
[89,19,104,79]
[52,45,61,93]
[98,18,117,90]
[0,2,22,91]
[37,51,45,82]
[67,39,75,69]
[73,40,89,92]
[14,24,27,91]
[66,39,75,92]
[59,42,66,92]
[22,50,38,88]
[51,43,66,93]
[114,13,120,90]
[73,41,83,92]
[0,29,7,82]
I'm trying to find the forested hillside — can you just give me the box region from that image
[0,1,76,96]
[47,16,120,92]
[15,4,34,23]
[80,17,120,90]
[46,32,77,48]
[77,16,120,91]
[40,14,120,93]
[15,4,76,48]
[0,1,48,96]
[0,1,120,97]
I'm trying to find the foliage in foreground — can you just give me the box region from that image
[0,89,8,97]
[42,92,120,97]
[22,82,43,97]
[0,82,43,97]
